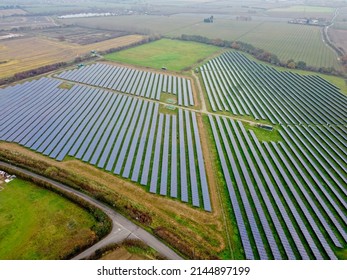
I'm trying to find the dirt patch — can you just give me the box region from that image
[100,247,144,260]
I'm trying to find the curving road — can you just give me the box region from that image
[0,161,183,260]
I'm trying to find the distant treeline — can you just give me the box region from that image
[178,34,345,77]
[0,5,21,10]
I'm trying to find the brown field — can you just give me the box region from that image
[0,34,146,79]
[0,16,55,31]
[329,28,347,54]
[35,26,130,45]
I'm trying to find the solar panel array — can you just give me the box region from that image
[200,52,347,125]
[57,63,195,106]
[208,115,346,260]
[0,78,211,211]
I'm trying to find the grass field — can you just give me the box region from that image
[0,178,97,260]
[105,38,221,71]
[0,35,146,79]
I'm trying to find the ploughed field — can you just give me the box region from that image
[0,66,211,211]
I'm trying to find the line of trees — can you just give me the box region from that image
[179,34,345,77]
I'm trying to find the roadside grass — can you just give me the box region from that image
[104,38,220,72]
[0,178,97,260]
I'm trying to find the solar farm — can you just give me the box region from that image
[57,63,195,107]
[0,74,210,211]
[1,52,346,260]
[200,52,347,125]
[202,52,347,259]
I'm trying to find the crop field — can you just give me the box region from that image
[57,63,195,106]
[0,16,55,31]
[35,26,130,45]
[266,5,335,18]
[104,39,221,71]
[173,21,339,70]
[209,116,346,259]
[63,14,342,70]
[329,28,347,54]
[0,78,211,211]
[0,35,146,79]
[0,178,97,259]
[60,14,204,36]
[200,51,347,124]
[0,9,27,16]
[239,22,341,70]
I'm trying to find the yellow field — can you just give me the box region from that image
[0,34,146,79]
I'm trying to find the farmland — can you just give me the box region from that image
[0,35,146,79]
[0,9,27,16]
[266,5,335,18]
[0,178,97,259]
[104,39,221,71]
[34,26,130,45]
[62,14,341,70]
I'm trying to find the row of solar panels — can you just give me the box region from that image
[0,78,211,211]
[208,115,346,259]
[57,63,195,107]
[200,52,347,125]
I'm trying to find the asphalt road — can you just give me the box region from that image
[0,161,183,260]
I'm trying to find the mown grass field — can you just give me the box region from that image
[105,38,221,71]
[0,35,146,79]
[0,178,97,260]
